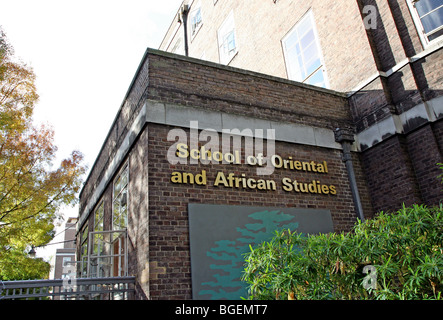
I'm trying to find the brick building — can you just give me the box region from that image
[53,217,77,280]
[77,0,442,300]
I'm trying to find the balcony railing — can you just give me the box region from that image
[0,276,135,300]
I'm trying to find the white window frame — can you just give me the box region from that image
[281,10,329,88]
[217,11,238,65]
[407,0,443,47]
[190,1,203,39]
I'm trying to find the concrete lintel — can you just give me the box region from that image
[356,95,443,151]
[145,99,343,150]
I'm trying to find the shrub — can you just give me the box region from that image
[242,204,443,300]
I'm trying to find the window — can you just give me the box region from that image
[94,201,104,232]
[409,0,443,45]
[62,256,72,267]
[111,165,128,277]
[190,2,203,38]
[282,10,328,88]
[61,257,73,283]
[93,201,104,255]
[218,11,238,64]
[80,223,89,277]
[113,164,128,231]
[61,257,73,278]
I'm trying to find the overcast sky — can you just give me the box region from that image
[0,0,183,264]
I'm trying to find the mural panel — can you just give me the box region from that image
[188,204,334,300]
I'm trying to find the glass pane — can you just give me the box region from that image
[81,225,88,244]
[284,31,299,50]
[428,26,443,40]
[303,41,319,63]
[297,54,306,79]
[94,204,104,231]
[113,190,127,231]
[93,233,104,255]
[420,6,443,33]
[227,32,236,52]
[286,46,297,62]
[81,244,87,257]
[192,8,202,33]
[114,166,128,196]
[306,58,322,77]
[295,43,301,56]
[114,178,122,196]
[222,31,235,54]
[286,49,303,80]
[297,15,313,38]
[113,202,120,222]
[305,68,326,88]
[195,9,201,24]
[415,0,443,16]
[300,29,315,50]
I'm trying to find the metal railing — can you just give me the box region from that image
[0,276,135,300]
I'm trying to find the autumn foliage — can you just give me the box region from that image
[0,27,86,280]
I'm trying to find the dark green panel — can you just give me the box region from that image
[188,204,334,300]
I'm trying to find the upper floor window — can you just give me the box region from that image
[190,2,203,38]
[282,10,329,88]
[218,11,238,64]
[409,0,443,45]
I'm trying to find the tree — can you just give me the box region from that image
[242,204,443,300]
[0,27,87,280]
[0,28,37,132]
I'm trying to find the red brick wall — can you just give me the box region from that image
[406,124,443,206]
[146,53,352,131]
[434,120,443,153]
[362,135,422,213]
[160,0,379,93]
[145,124,372,299]
[77,50,441,301]
[361,121,443,213]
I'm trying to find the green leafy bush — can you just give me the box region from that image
[242,204,443,300]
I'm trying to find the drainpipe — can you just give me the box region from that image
[180,4,190,56]
[335,128,365,222]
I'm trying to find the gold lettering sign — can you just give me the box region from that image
[170,144,337,195]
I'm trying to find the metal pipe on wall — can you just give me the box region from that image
[335,128,365,222]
